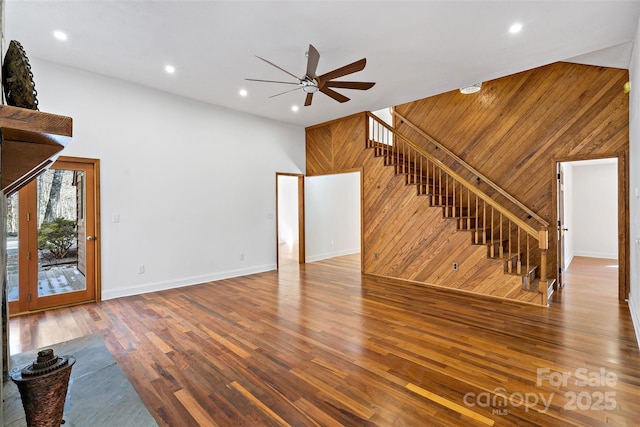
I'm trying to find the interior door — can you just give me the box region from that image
[557,163,566,289]
[7,157,100,314]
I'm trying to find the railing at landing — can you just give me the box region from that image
[365,112,550,301]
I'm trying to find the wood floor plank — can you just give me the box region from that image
[7,255,640,426]
[174,388,220,427]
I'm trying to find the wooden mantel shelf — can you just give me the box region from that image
[0,105,73,196]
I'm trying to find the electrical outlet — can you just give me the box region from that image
[240,253,244,261]
[453,262,458,271]
[138,264,145,274]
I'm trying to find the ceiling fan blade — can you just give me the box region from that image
[318,58,367,85]
[269,86,303,98]
[306,44,320,78]
[255,55,300,81]
[324,81,376,90]
[245,78,299,85]
[304,93,314,106]
[320,86,350,103]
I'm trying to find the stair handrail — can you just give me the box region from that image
[390,110,549,228]
[367,112,545,243]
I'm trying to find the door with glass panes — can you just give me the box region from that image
[7,157,99,314]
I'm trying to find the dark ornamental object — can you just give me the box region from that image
[9,348,76,427]
[2,40,39,110]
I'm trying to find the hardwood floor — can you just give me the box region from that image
[8,255,640,426]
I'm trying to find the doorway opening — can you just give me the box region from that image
[557,157,626,300]
[304,171,362,265]
[276,173,305,268]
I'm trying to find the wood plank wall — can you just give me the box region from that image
[305,62,629,305]
[394,62,629,299]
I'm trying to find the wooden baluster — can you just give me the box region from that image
[490,207,495,258]
[375,120,379,157]
[445,174,449,213]
[500,213,504,259]
[517,227,522,275]
[507,221,512,272]
[526,232,530,281]
[482,200,487,244]
[452,178,456,218]
[405,141,408,175]
[380,122,384,160]
[414,149,418,186]
[381,124,391,166]
[467,187,471,230]
[402,140,406,175]
[419,155,423,195]
[475,194,479,243]
[426,158,430,196]
[458,179,461,216]
[379,120,382,157]
[438,167,442,205]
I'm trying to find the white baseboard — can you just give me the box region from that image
[305,248,360,263]
[572,250,618,260]
[102,263,276,300]
[629,293,640,350]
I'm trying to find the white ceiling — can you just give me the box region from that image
[3,1,640,128]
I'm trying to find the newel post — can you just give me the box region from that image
[538,228,549,304]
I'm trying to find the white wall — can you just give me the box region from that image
[31,59,305,300]
[277,175,298,245]
[569,161,618,260]
[305,172,361,262]
[629,16,640,347]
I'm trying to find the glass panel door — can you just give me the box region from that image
[7,157,98,314]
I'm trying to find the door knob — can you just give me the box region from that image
[87,236,96,241]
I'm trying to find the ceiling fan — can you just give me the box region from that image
[245,44,375,106]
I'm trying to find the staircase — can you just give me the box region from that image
[365,112,554,305]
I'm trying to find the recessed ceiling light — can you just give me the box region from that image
[239,89,248,97]
[509,22,523,34]
[291,105,299,112]
[164,65,175,74]
[460,83,482,94]
[53,31,67,41]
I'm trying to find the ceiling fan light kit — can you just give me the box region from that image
[301,80,319,93]
[246,44,375,106]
